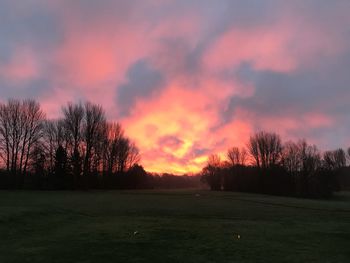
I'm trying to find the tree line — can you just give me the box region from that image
[0,99,203,190]
[201,131,350,198]
[0,99,151,189]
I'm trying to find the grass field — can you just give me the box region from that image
[0,190,349,263]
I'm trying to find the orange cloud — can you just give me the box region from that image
[2,1,349,174]
[120,75,256,174]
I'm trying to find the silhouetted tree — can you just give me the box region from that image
[116,137,131,173]
[346,147,350,166]
[248,131,282,170]
[201,154,222,190]
[281,141,301,177]
[124,164,150,189]
[31,143,46,172]
[43,119,66,173]
[0,99,45,179]
[82,102,106,176]
[30,143,46,189]
[1,98,348,195]
[227,147,247,167]
[299,140,321,174]
[288,140,321,196]
[62,103,84,183]
[323,149,346,170]
[102,122,120,174]
[0,102,11,172]
[72,148,82,187]
[54,145,68,189]
[102,122,140,174]
[202,135,343,198]
[21,100,45,175]
[126,142,141,170]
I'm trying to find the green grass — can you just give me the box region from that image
[0,190,349,263]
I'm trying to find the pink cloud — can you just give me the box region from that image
[204,26,297,73]
[0,48,39,83]
[204,17,347,74]
[2,1,349,173]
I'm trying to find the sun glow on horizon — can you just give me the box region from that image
[1,1,349,174]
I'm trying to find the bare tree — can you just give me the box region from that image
[116,137,131,173]
[103,122,123,174]
[82,102,106,176]
[298,140,321,175]
[0,99,44,176]
[90,121,108,174]
[323,149,346,170]
[43,119,66,173]
[63,103,84,152]
[248,131,282,169]
[201,154,222,190]
[126,142,141,170]
[101,122,140,173]
[0,99,148,190]
[227,147,247,166]
[21,100,45,175]
[208,154,221,168]
[8,100,22,174]
[62,103,84,177]
[0,102,11,171]
[282,141,302,176]
[30,142,46,176]
[248,134,260,168]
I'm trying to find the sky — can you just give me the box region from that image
[0,0,350,174]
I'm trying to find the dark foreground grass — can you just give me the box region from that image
[0,190,349,263]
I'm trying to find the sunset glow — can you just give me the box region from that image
[1,1,350,174]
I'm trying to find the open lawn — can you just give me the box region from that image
[0,190,349,263]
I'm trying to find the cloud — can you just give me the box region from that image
[0,0,350,173]
[221,54,350,149]
[117,59,165,116]
[158,136,184,151]
[0,48,39,83]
